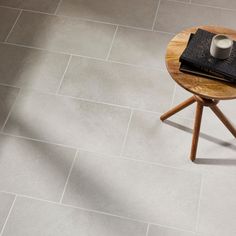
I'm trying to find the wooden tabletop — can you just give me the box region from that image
[166,25,236,100]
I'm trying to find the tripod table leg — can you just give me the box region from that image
[190,102,203,161]
[210,105,236,138]
[160,96,196,121]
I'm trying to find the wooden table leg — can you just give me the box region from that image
[190,101,203,162]
[160,96,196,121]
[210,105,236,138]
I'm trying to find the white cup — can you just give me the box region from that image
[210,34,233,60]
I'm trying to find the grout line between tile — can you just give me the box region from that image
[195,174,204,232]
[0,89,21,132]
[1,3,236,25]
[167,0,191,4]
[54,0,63,15]
[0,190,197,233]
[56,55,72,93]
[0,130,200,174]
[170,84,177,108]
[120,110,133,156]
[145,224,150,236]
[0,195,17,236]
[2,41,166,71]
[105,25,118,60]
[4,9,22,42]
[59,150,78,203]
[151,0,161,31]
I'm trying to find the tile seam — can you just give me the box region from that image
[4,9,22,42]
[0,195,17,236]
[59,150,78,203]
[56,55,72,93]
[0,190,197,233]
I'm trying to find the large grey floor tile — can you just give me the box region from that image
[148,224,196,236]
[0,192,15,232]
[0,134,76,201]
[3,197,147,236]
[192,0,236,10]
[0,7,19,41]
[62,151,201,230]
[0,85,20,129]
[0,43,69,92]
[109,27,173,68]
[4,90,131,155]
[7,11,116,58]
[154,1,236,33]
[198,173,236,236]
[123,110,194,166]
[59,57,174,112]
[0,0,60,13]
[123,110,236,171]
[57,0,158,29]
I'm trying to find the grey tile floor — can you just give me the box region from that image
[0,0,236,235]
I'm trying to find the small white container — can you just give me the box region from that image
[210,34,233,60]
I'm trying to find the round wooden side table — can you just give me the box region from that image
[160,25,236,162]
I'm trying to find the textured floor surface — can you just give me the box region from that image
[0,0,236,235]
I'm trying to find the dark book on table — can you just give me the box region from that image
[179,33,235,83]
[179,28,236,82]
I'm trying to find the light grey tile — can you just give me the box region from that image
[123,110,194,167]
[0,85,20,129]
[192,0,236,9]
[0,192,15,232]
[62,151,201,230]
[0,134,76,201]
[7,11,116,58]
[59,57,174,112]
[0,43,70,92]
[154,1,236,33]
[109,27,173,68]
[4,90,131,155]
[148,224,196,236]
[57,0,159,29]
[0,0,60,13]
[198,173,236,236]
[0,7,20,41]
[3,197,147,236]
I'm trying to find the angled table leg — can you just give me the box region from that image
[210,105,236,138]
[190,101,203,161]
[160,96,196,121]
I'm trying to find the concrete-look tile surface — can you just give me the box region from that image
[7,11,116,58]
[2,197,147,236]
[59,57,174,112]
[0,192,15,232]
[0,85,20,129]
[0,134,76,201]
[0,7,20,41]
[154,1,236,33]
[0,0,235,234]
[0,0,60,13]
[109,27,173,68]
[123,110,194,167]
[0,43,70,92]
[62,151,201,231]
[198,173,236,236]
[148,224,197,236]
[192,0,236,9]
[4,90,131,155]
[57,0,159,29]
